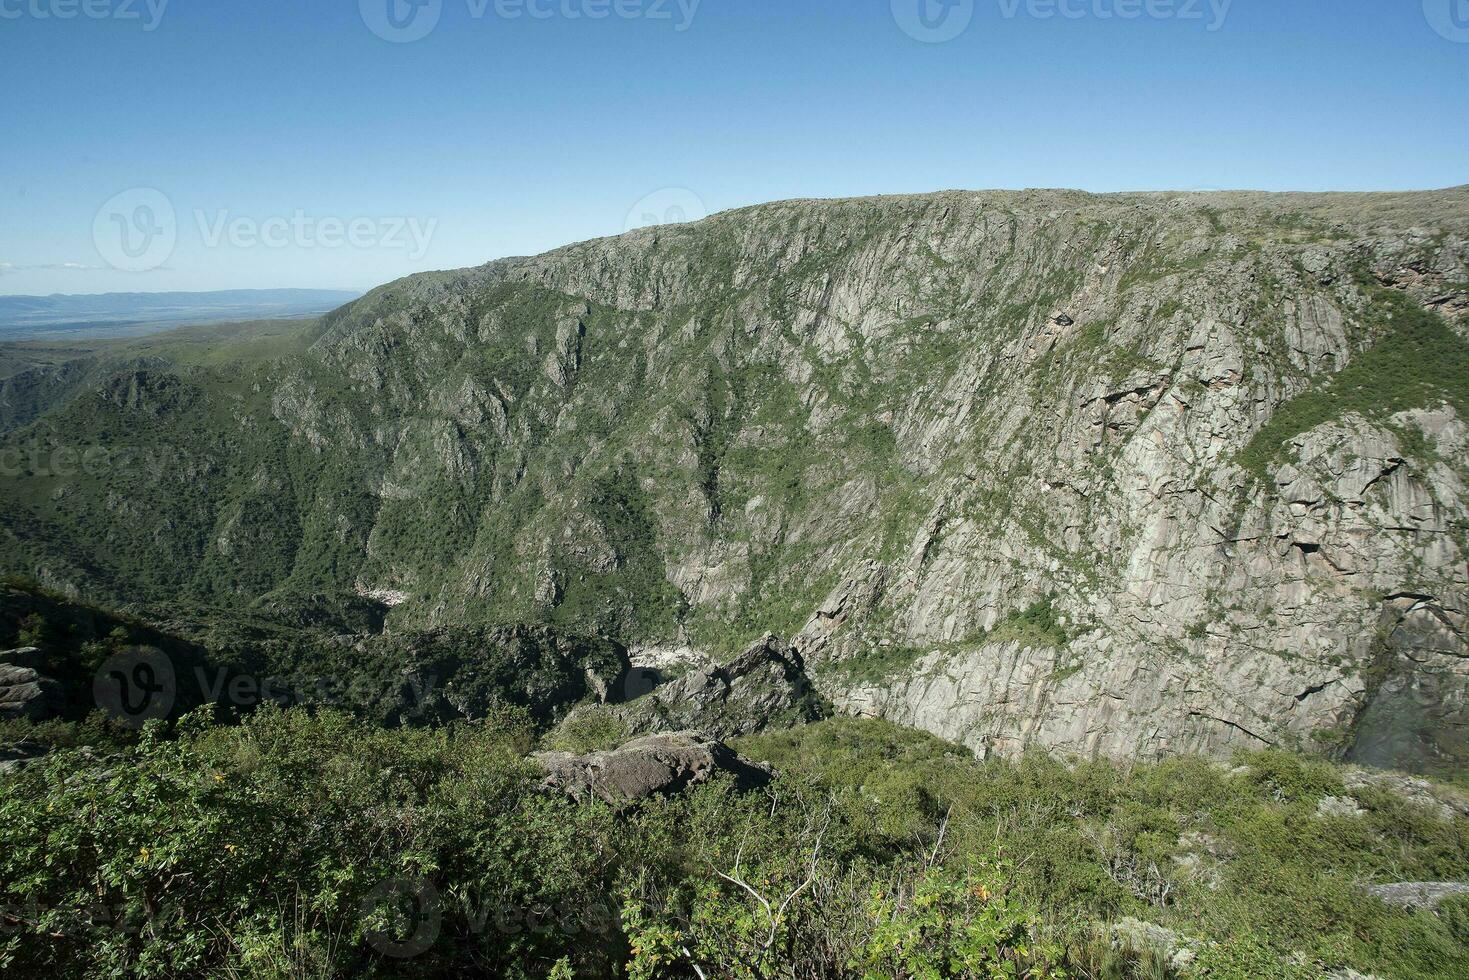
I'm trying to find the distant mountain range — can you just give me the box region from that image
[0,288,362,340]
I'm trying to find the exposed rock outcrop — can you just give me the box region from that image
[1341,768,1469,821]
[0,741,48,775]
[533,731,774,807]
[559,634,826,740]
[0,649,62,723]
[1317,796,1366,819]
[1365,882,1469,911]
[817,407,1469,773]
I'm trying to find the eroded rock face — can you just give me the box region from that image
[533,731,774,807]
[816,407,1469,772]
[0,649,62,723]
[561,633,827,740]
[1365,882,1469,911]
[5,188,1469,772]
[304,191,1469,774]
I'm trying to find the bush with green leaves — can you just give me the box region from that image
[3,711,1467,978]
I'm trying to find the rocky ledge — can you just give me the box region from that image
[0,649,62,723]
[533,731,774,808]
[556,633,827,741]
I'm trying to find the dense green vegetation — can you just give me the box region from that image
[1238,287,1469,480]
[6,583,1463,978]
[3,711,1466,979]
[988,597,1071,650]
[0,581,628,748]
[3,574,1464,978]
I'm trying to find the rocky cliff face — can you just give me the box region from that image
[559,633,827,740]
[3,188,1467,774]
[819,401,1469,774]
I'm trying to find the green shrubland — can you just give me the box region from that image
[3,711,1466,979]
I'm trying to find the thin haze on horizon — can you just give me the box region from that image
[1,0,1466,295]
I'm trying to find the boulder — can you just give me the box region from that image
[0,650,63,722]
[534,731,774,808]
[1366,882,1469,911]
[1317,796,1366,819]
[1110,918,1197,971]
[0,741,48,776]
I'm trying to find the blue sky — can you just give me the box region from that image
[1,0,1466,295]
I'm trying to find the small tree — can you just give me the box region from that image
[17,614,48,648]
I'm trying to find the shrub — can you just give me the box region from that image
[2,713,1466,977]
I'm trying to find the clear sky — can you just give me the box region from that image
[1,0,1466,295]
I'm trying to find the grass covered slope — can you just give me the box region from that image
[2,711,1466,979]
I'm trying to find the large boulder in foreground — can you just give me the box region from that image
[534,732,774,807]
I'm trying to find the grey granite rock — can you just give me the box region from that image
[11,188,1469,773]
[561,633,827,741]
[0,649,62,723]
[533,731,774,807]
[1366,882,1469,910]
